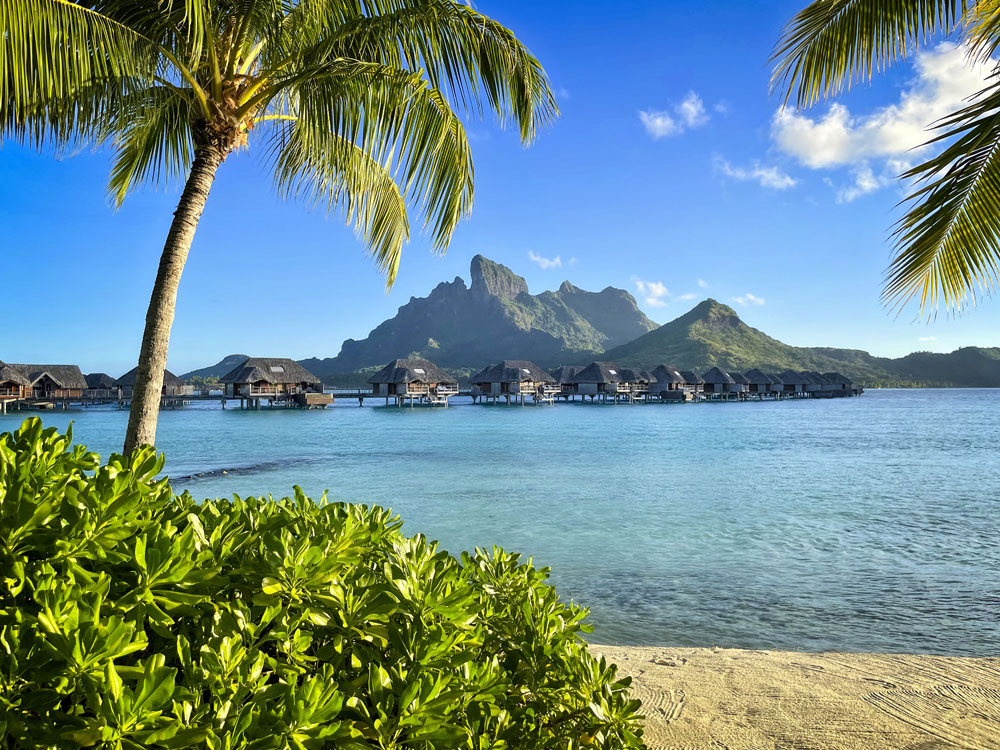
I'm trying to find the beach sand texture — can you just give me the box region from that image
[593,646,1000,749]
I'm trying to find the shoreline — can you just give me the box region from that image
[593,645,1000,749]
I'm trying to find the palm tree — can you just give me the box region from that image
[772,0,1000,316]
[1,0,556,453]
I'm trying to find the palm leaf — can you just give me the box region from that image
[771,0,966,107]
[886,76,1000,314]
[268,120,410,285]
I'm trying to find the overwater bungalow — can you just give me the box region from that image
[744,368,773,397]
[801,371,830,395]
[679,370,704,397]
[822,372,855,395]
[620,367,655,399]
[572,362,630,402]
[0,362,31,408]
[84,373,118,400]
[728,370,750,396]
[778,370,811,396]
[470,360,559,404]
[550,365,582,398]
[368,358,458,406]
[117,367,194,399]
[702,367,736,398]
[220,358,323,404]
[648,364,685,401]
[8,364,87,400]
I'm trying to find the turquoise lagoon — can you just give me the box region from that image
[3,388,998,656]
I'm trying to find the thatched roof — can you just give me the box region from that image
[550,365,581,384]
[728,371,750,385]
[823,372,853,385]
[766,373,783,385]
[117,366,185,386]
[85,373,116,389]
[471,360,554,384]
[679,370,703,385]
[744,368,772,386]
[0,362,30,386]
[651,364,685,384]
[779,370,810,385]
[368,358,456,385]
[220,357,320,385]
[8,364,87,390]
[803,371,830,384]
[620,367,656,384]
[574,362,623,384]
[702,366,735,385]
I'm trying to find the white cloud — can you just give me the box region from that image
[678,91,709,128]
[568,257,578,265]
[528,251,562,270]
[639,91,710,138]
[639,110,682,138]
[715,157,798,189]
[771,42,994,199]
[633,277,670,307]
[677,292,697,301]
[714,100,730,114]
[732,293,766,306]
[697,278,709,288]
[918,335,937,341]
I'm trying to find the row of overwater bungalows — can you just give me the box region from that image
[362,357,861,406]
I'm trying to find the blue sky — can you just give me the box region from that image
[3,0,999,376]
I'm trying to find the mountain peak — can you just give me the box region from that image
[470,255,529,301]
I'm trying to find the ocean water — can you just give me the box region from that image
[3,389,998,657]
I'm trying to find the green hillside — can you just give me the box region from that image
[600,300,1000,387]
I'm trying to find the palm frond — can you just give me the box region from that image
[0,0,162,144]
[885,76,1000,314]
[771,0,966,107]
[273,0,557,143]
[267,119,410,285]
[106,85,197,205]
[263,61,473,253]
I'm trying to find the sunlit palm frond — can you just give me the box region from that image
[266,61,473,250]
[268,120,410,285]
[106,85,197,206]
[885,76,1000,314]
[0,0,161,144]
[278,0,557,143]
[771,0,966,108]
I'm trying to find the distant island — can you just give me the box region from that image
[183,255,1000,388]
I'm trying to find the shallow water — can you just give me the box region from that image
[4,389,998,656]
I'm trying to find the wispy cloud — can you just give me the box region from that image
[568,257,578,265]
[639,91,710,139]
[918,335,937,341]
[732,293,766,306]
[556,86,571,100]
[715,156,797,190]
[697,278,709,288]
[528,251,562,270]
[633,277,670,307]
[677,292,697,301]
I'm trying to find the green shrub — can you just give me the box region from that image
[0,419,644,749]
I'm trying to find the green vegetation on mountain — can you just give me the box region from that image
[302,256,656,378]
[603,299,1000,387]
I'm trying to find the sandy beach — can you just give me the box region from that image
[593,645,1000,749]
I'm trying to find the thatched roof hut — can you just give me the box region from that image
[0,361,31,399]
[117,366,193,398]
[551,365,581,383]
[679,370,704,391]
[574,362,623,384]
[822,372,854,391]
[744,368,771,387]
[778,370,810,393]
[470,360,556,400]
[368,358,458,404]
[8,364,87,397]
[619,367,655,384]
[702,367,735,394]
[651,364,684,385]
[728,371,749,386]
[219,357,322,398]
[84,373,117,398]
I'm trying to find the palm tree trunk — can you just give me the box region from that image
[123,146,224,454]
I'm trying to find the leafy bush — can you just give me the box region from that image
[0,419,644,749]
